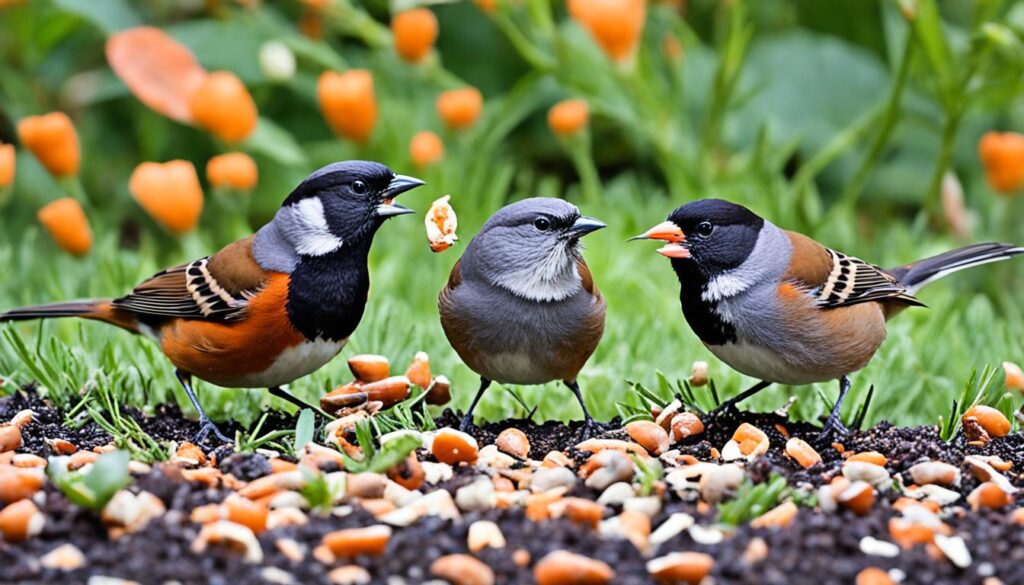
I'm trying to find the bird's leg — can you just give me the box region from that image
[819,376,852,440]
[269,386,335,420]
[175,370,231,444]
[459,377,491,431]
[564,380,597,439]
[714,380,772,413]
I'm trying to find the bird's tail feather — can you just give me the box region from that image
[888,243,1024,295]
[0,301,103,322]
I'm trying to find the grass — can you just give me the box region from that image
[1,1,1023,434]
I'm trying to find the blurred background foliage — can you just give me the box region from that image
[0,0,1023,429]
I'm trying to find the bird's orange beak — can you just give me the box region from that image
[629,221,690,258]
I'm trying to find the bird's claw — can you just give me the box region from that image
[194,418,231,444]
[818,417,849,443]
[578,417,599,440]
[458,414,474,433]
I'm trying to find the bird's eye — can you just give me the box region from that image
[696,221,714,237]
[351,180,367,195]
[534,217,551,231]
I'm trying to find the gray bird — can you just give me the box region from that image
[438,198,607,432]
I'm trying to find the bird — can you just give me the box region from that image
[0,161,424,442]
[632,198,1024,437]
[438,198,607,433]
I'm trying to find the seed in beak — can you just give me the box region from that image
[657,243,690,259]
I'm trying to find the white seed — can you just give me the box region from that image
[191,520,263,563]
[597,482,635,506]
[934,534,972,568]
[40,544,86,571]
[843,461,892,491]
[532,467,577,492]
[455,477,496,512]
[467,520,506,552]
[688,524,724,545]
[649,513,695,547]
[859,536,900,558]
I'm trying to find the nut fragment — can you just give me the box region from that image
[223,494,269,534]
[430,553,495,585]
[0,425,23,453]
[967,481,1013,510]
[359,376,411,409]
[432,428,479,464]
[963,405,1011,438]
[784,438,821,469]
[425,375,452,405]
[838,481,875,516]
[534,550,615,585]
[721,423,768,460]
[670,413,704,442]
[191,520,263,563]
[404,351,432,388]
[688,361,709,387]
[750,501,798,528]
[0,465,45,504]
[327,565,371,585]
[348,354,390,382]
[855,567,895,585]
[1004,361,1024,391]
[425,194,458,253]
[387,453,425,491]
[847,451,887,466]
[626,421,670,456]
[0,499,44,542]
[908,461,961,487]
[40,543,86,571]
[322,525,392,557]
[646,551,714,584]
[584,450,634,491]
[467,520,506,552]
[496,428,530,459]
[101,490,167,534]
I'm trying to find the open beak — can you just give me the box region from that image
[376,174,425,218]
[629,220,689,259]
[566,216,607,238]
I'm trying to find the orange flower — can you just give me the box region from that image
[570,0,647,62]
[473,0,497,12]
[436,87,483,130]
[188,71,259,143]
[206,152,258,190]
[17,112,80,177]
[392,8,439,63]
[318,70,378,143]
[299,9,324,40]
[0,143,14,187]
[106,27,208,124]
[37,198,92,256]
[548,99,590,136]
[979,131,1024,195]
[410,131,444,167]
[130,160,204,234]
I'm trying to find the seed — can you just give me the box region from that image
[614,509,651,554]
[11,454,46,469]
[0,499,44,542]
[424,196,458,252]
[322,525,392,557]
[101,490,166,533]
[436,87,483,130]
[646,551,714,584]
[267,507,307,530]
[391,8,439,63]
[347,473,388,500]
[750,500,798,528]
[173,441,207,466]
[670,412,704,442]
[626,421,670,455]
[698,464,745,505]
[432,428,479,465]
[496,428,531,459]
[847,451,887,466]
[0,425,22,453]
[1004,361,1024,391]
[584,450,634,491]
[784,438,821,468]
[908,461,961,487]
[968,481,1013,510]
[556,497,605,528]
[688,361,709,387]
[0,143,11,188]
[838,481,875,516]
[547,99,589,137]
[856,567,895,585]
[534,550,615,585]
[404,351,432,388]
[425,375,452,405]
[0,465,45,504]
[40,543,86,571]
[192,520,263,563]
[576,438,649,457]
[387,453,425,491]
[525,488,566,522]
[542,451,574,468]
[347,354,390,382]
[655,400,682,430]
[430,554,495,585]
[328,565,371,585]
[721,423,768,460]
[842,461,891,491]
[239,470,303,499]
[411,132,445,169]
[360,376,411,409]
[742,537,768,564]
[467,520,506,552]
[224,494,269,534]
[963,405,1011,438]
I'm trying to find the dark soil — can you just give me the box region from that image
[2,389,1023,584]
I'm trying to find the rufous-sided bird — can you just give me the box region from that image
[633,199,1024,437]
[0,161,424,442]
[438,198,607,434]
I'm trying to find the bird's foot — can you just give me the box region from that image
[194,417,232,444]
[458,413,475,433]
[578,416,599,440]
[817,416,849,443]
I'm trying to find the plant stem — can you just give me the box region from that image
[793,104,886,197]
[566,136,601,204]
[490,12,555,72]
[837,33,915,212]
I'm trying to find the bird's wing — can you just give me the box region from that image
[782,231,923,309]
[111,236,269,321]
[576,257,602,300]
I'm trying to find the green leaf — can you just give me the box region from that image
[244,118,309,167]
[295,408,315,453]
[53,0,142,34]
[83,450,132,505]
[910,0,954,98]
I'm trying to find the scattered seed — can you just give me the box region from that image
[322,525,392,557]
[688,361,709,387]
[784,438,821,468]
[40,543,86,571]
[0,498,44,542]
[855,567,895,585]
[404,351,432,388]
[838,481,875,516]
[430,553,495,585]
[655,400,682,430]
[495,428,530,459]
[963,405,1011,438]
[626,421,670,455]
[721,423,768,460]
[859,536,900,558]
[0,465,45,504]
[843,460,892,491]
[577,438,649,457]
[534,550,615,585]
[968,482,1013,510]
[646,551,714,584]
[222,494,268,534]
[670,413,704,442]
[512,548,531,567]
[908,461,961,487]
[698,464,745,504]
[934,533,972,568]
[614,509,651,554]
[848,451,887,466]
[751,500,798,528]
[597,482,634,506]
[101,490,166,534]
[533,466,578,492]
[650,513,695,547]
[348,354,389,382]
[11,453,45,468]
[275,538,305,563]
[456,477,496,512]
[742,537,768,564]
[327,565,371,585]
[584,450,634,491]
[541,450,574,468]
[467,520,506,552]
[432,428,479,465]
[425,375,452,405]
[192,520,263,563]
[1003,361,1024,391]
[0,425,23,453]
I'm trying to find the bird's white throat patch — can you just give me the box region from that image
[290,197,344,257]
[493,246,581,302]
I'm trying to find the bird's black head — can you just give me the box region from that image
[280,160,424,256]
[633,199,765,276]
